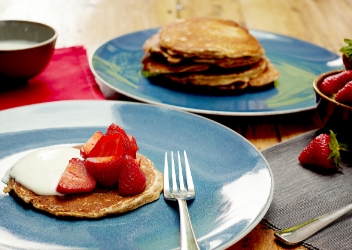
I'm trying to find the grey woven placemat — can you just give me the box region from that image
[262,129,352,250]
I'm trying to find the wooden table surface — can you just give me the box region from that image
[1,0,351,249]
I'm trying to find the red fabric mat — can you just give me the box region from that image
[0,46,105,111]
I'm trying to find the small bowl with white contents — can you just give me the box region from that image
[0,20,57,82]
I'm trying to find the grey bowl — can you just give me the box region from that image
[0,20,57,81]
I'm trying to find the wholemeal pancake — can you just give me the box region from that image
[249,62,280,87]
[141,17,280,92]
[164,58,268,86]
[143,34,188,64]
[143,33,163,55]
[143,33,262,68]
[142,52,210,74]
[3,153,163,218]
[193,56,262,68]
[155,59,279,91]
[158,18,265,59]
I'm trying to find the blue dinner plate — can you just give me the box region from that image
[0,100,273,250]
[91,28,343,116]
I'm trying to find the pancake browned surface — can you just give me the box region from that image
[3,154,163,218]
[158,18,265,59]
[141,17,280,92]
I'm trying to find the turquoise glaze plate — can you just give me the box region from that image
[91,28,343,116]
[0,101,273,250]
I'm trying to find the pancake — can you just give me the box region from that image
[193,56,262,68]
[142,52,210,74]
[249,61,280,87]
[142,32,262,68]
[141,17,280,92]
[158,18,265,59]
[163,58,268,86]
[150,59,279,91]
[3,153,163,218]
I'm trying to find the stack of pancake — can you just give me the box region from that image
[142,18,279,92]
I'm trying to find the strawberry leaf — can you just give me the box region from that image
[327,130,348,168]
[340,38,352,59]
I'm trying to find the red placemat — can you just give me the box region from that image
[0,46,105,111]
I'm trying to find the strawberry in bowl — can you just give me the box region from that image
[311,38,352,142]
[340,38,352,70]
[313,69,352,144]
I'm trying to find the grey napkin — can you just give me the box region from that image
[262,130,352,250]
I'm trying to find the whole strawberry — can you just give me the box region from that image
[340,38,352,70]
[335,81,352,105]
[298,131,347,169]
[320,70,352,97]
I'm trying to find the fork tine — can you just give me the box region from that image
[171,151,178,195]
[164,152,170,194]
[183,150,195,193]
[177,151,185,192]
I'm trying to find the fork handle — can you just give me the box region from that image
[177,198,200,250]
[275,203,352,245]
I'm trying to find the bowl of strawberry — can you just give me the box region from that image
[313,68,352,142]
[312,38,352,141]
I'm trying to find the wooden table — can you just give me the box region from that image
[1,0,351,249]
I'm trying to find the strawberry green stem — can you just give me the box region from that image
[328,130,348,168]
[340,38,352,59]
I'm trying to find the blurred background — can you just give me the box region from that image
[1,0,350,57]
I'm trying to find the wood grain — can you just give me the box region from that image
[179,0,352,55]
[1,0,351,249]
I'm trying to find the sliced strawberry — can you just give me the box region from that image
[320,70,352,97]
[84,156,123,188]
[118,156,146,196]
[127,134,139,156]
[106,123,139,158]
[80,131,104,158]
[80,133,124,158]
[56,158,96,194]
[298,131,347,169]
[335,81,352,105]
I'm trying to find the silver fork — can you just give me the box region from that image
[164,151,200,250]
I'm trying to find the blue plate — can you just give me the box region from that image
[91,28,343,116]
[0,101,273,250]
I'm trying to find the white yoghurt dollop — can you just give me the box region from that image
[2,146,81,195]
